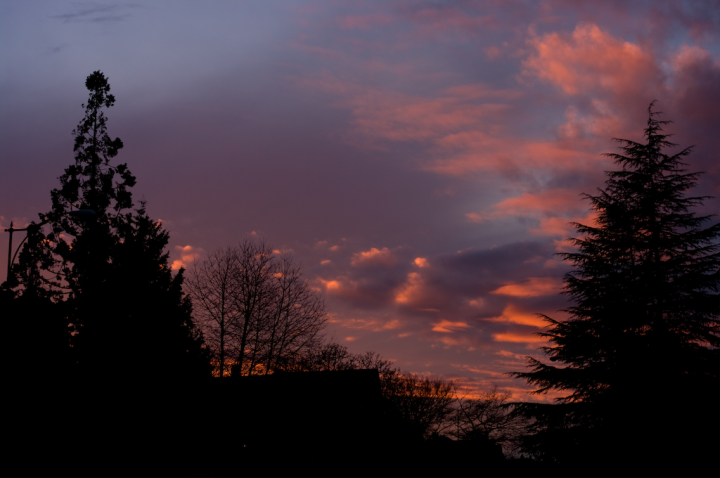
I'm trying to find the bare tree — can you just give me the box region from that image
[453,385,530,454]
[260,255,326,374]
[231,239,277,375]
[301,343,356,371]
[276,343,396,374]
[186,238,327,377]
[384,373,456,439]
[185,247,241,377]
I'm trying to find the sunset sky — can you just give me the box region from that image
[2,1,720,399]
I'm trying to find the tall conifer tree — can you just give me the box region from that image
[514,103,720,463]
[12,71,211,380]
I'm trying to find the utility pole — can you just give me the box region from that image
[4,222,28,283]
[4,210,96,283]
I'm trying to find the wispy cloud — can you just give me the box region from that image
[50,3,142,24]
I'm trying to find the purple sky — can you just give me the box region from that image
[2,1,720,399]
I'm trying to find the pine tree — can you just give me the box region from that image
[12,71,211,380]
[514,103,720,464]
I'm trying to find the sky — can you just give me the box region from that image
[2,0,720,400]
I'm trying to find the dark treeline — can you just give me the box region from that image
[3,73,718,473]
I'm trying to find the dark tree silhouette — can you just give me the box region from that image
[513,103,720,464]
[11,71,211,380]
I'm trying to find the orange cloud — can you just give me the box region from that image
[172,245,203,270]
[432,319,471,333]
[319,278,342,291]
[438,336,473,347]
[529,211,598,237]
[413,257,429,268]
[395,272,423,304]
[468,298,485,309]
[491,277,563,298]
[351,247,396,266]
[492,332,546,343]
[488,304,547,328]
[333,317,401,332]
[497,350,525,360]
[452,364,505,377]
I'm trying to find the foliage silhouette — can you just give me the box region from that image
[9,71,211,380]
[513,102,720,464]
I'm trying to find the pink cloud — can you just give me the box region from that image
[298,68,616,179]
[467,190,598,237]
[427,136,602,176]
[669,44,720,124]
[671,45,715,73]
[522,23,660,96]
[298,72,520,150]
[484,45,501,60]
[529,211,598,237]
[558,100,623,139]
[491,189,583,217]
[336,14,393,30]
[465,212,484,223]
[404,6,497,41]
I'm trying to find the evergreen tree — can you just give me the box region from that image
[12,71,211,380]
[514,103,720,464]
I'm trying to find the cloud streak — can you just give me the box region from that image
[50,3,142,23]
